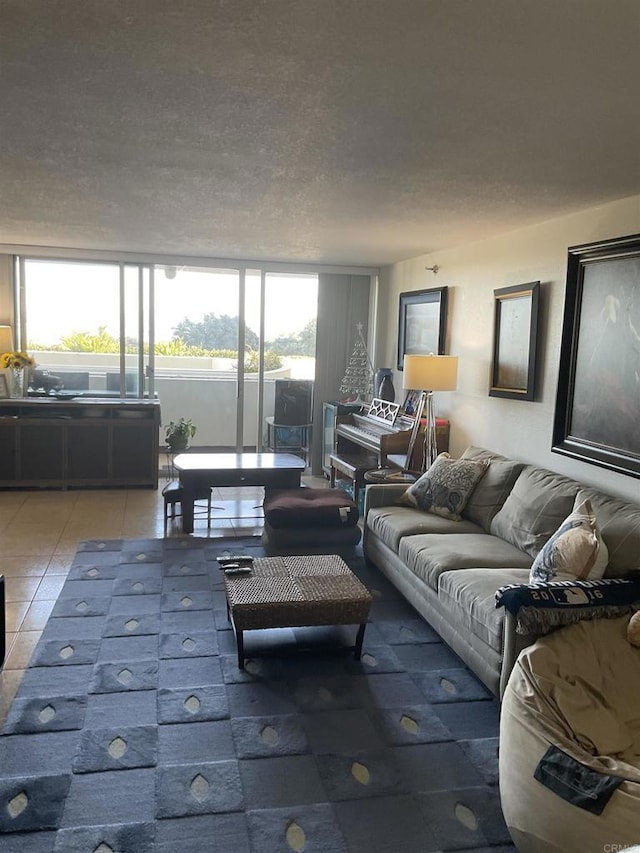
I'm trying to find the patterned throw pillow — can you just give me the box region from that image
[529,495,609,584]
[398,452,489,520]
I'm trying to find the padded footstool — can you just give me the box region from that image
[261,488,362,556]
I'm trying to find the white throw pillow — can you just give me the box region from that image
[529,495,608,583]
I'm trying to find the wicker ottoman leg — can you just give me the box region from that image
[354,622,367,660]
[236,629,245,669]
[226,604,246,668]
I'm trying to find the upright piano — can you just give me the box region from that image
[329,399,451,508]
[334,399,414,469]
[328,399,412,508]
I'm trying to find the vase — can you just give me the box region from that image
[374,368,395,402]
[8,367,25,398]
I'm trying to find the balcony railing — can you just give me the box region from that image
[29,351,314,452]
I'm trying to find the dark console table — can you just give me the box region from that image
[174,452,306,533]
[0,397,161,489]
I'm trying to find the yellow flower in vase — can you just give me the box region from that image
[0,351,36,370]
[1,351,36,397]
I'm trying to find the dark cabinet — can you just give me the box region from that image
[67,424,110,481]
[20,424,65,482]
[0,424,17,481]
[0,399,160,489]
[112,421,157,481]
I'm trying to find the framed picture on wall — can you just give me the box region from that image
[552,233,640,478]
[489,281,540,401]
[397,286,448,370]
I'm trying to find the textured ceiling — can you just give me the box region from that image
[1,0,639,266]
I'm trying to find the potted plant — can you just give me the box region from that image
[165,417,197,452]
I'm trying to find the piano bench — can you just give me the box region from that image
[329,453,377,508]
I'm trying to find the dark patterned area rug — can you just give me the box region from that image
[0,537,515,852]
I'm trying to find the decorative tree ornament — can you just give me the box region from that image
[339,323,374,404]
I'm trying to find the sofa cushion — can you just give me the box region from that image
[398,533,533,592]
[490,466,579,558]
[529,496,608,583]
[579,488,640,578]
[366,506,482,552]
[438,567,530,652]
[399,453,489,520]
[263,488,359,529]
[460,446,525,532]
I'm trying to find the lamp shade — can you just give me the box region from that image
[402,354,458,391]
[0,325,14,354]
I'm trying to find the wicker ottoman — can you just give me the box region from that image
[261,487,362,555]
[222,554,372,667]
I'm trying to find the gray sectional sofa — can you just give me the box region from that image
[363,445,640,697]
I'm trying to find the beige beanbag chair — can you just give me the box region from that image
[500,614,640,852]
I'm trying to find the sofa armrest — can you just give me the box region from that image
[496,576,640,613]
[364,483,408,514]
[496,575,640,633]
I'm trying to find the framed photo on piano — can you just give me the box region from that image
[402,390,421,417]
[397,286,448,370]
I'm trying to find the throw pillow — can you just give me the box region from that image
[529,495,609,584]
[627,611,640,647]
[398,452,489,521]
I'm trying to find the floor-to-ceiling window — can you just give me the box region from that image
[21,258,147,396]
[17,256,319,454]
[154,265,242,449]
[153,265,318,450]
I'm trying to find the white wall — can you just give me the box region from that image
[378,194,640,502]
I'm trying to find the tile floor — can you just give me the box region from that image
[0,470,329,725]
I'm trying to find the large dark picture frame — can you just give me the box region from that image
[552,233,640,479]
[489,281,539,400]
[397,286,448,370]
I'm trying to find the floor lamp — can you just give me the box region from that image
[402,354,458,472]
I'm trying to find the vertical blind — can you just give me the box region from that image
[312,274,372,474]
